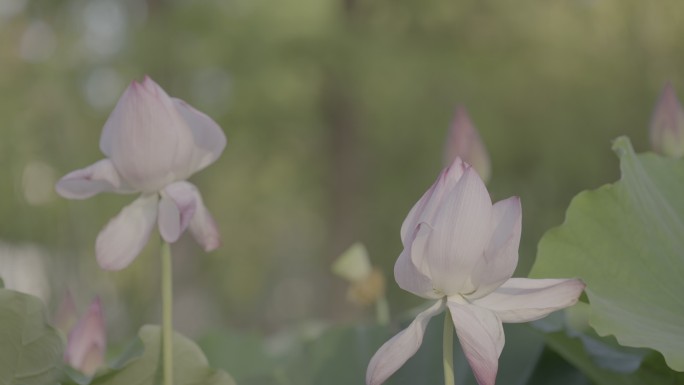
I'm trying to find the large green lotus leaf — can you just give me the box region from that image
[530,136,684,371]
[527,347,592,385]
[91,325,235,385]
[279,315,544,385]
[543,331,684,385]
[0,289,64,385]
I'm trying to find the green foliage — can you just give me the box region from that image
[200,313,550,385]
[298,323,388,385]
[199,329,280,384]
[544,330,684,385]
[390,320,545,385]
[531,136,684,371]
[0,289,64,385]
[91,325,235,385]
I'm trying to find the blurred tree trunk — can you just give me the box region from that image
[146,0,163,13]
[323,78,364,257]
[321,0,368,321]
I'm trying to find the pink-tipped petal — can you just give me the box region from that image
[426,167,493,296]
[96,195,158,270]
[64,298,106,376]
[472,278,586,323]
[444,106,491,181]
[187,187,220,251]
[158,182,198,243]
[173,98,227,173]
[366,300,444,385]
[56,159,133,199]
[99,77,196,192]
[447,301,504,385]
[400,159,467,246]
[467,197,522,299]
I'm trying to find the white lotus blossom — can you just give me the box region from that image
[367,158,585,385]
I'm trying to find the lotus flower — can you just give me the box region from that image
[444,106,491,182]
[56,76,225,270]
[650,82,684,158]
[64,298,106,376]
[366,158,585,385]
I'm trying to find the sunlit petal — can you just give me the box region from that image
[426,167,492,295]
[472,278,585,323]
[55,159,133,199]
[96,194,158,270]
[467,197,522,299]
[447,300,503,385]
[366,300,444,385]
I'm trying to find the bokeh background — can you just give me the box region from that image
[0,0,682,346]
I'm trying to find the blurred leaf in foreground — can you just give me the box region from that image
[91,325,235,385]
[543,330,684,385]
[0,288,64,385]
[531,136,684,371]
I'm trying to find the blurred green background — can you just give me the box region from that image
[0,0,682,342]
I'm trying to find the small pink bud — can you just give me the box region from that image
[64,298,106,376]
[444,106,491,182]
[53,290,78,334]
[650,82,684,158]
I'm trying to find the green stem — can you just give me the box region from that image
[161,241,174,385]
[443,310,455,385]
[375,296,390,326]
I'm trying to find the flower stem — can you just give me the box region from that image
[443,310,455,385]
[161,241,174,385]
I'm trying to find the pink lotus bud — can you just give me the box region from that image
[650,83,684,158]
[53,290,78,334]
[64,298,106,376]
[444,106,491,182]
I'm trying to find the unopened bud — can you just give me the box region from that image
[650,83,684,158]
[444,106,491,182]
[64,298,106,376]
